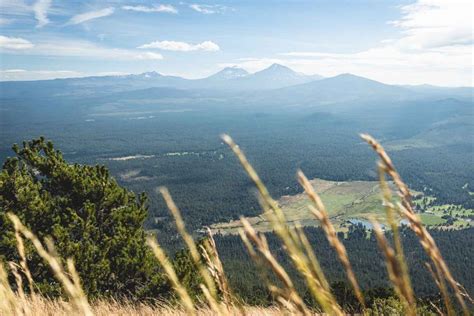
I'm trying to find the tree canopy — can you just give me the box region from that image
[0,137,166,298]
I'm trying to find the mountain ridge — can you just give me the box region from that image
[1,65,472,101]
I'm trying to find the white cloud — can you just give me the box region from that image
[190,4,214,14]
[122,4,177,14]
[269,0,474,86]
[189,4,230,14]
[67,7,115,25]
[33,0,52,28]
[138,40,220,52]
[1,69,27,73]
[0,35,34,50]
[389,0,473,49]
[1,38,163,61]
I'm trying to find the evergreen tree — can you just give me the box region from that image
[0,137,166,298]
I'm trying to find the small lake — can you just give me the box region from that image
[348,218,410,229]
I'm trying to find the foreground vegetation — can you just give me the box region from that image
[0,134,472,315]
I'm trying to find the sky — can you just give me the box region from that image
[0,0,472,86]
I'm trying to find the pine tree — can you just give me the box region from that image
[0,137,167,298]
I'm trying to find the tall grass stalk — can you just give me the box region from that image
[200,228,234,306]
[240,217,309,315]
[0,263,19,315]
[370,218,415,315]
[146,237,196,315]
[158,187,228,315]
[13,226,35,297]
[297,170,365,308]
[377,163,415,313]
[361,133,471,315]
[7,213,93,316]
[222,134,343,315]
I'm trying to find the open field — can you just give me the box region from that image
[210,178,473,234]
[413,199,474,230]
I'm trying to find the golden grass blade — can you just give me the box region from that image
[238,228,258,260]
[292,225,344,315]
[298,170,365,308]
[425,262,453,315]
[239,226,298,313]
[360,133,412,208]
[7,213,93,316]
[13,225,35,297]
[399,205,459,315]
[198,284,223,314]
[223,134,343,315]
[200,227,235,308]
[9,261,33,316]
[0,262,19,315]
[294,225,329,292]
[159,187,218,302]
[238,228,292,311]
[429,301,445,316]
[269,212,340,314]
[457,284,474,305]
[377,164,415,307]
[240,218,309,315]
[370,218,416,316]
[146,237,196,316]
[8,262,25,300]
[240,218,296,296]
[276,295,301,315]
[221,134,278,212]
[360,133,470,314]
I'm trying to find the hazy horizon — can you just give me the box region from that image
[1,0,472,86]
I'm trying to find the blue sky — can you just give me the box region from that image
[0,0,472,86]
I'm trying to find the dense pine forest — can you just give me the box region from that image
[214,226,474,305]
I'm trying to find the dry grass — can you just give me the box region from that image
[0,133,472,315]
[361,133,471,315]
[0,296,288,316]
[297,170,365,308]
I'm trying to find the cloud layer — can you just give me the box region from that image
[122,5,177,14]
[0,35,34,49]
[138,40,220,52]
[189,4,230,14]
[33,0,52,28]
[389,0,472,49]
[67,7,115,25]
[1,37,163,61]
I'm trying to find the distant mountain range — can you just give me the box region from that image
[0,64,472,104]
[0,63,322,97]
